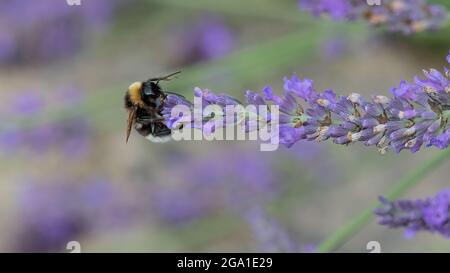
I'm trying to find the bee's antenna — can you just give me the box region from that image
[150,71,181,84]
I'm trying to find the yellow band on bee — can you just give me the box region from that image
[128,82,144,106]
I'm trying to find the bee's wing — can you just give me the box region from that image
[126,108,137,143]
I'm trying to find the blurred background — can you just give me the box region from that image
[0,0,449,252]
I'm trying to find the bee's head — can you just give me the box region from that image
[142,81,162,98]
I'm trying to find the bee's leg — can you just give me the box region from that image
[136,116,165,123]
[153,124,172,137]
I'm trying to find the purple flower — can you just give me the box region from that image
[283,76,316,102]
[161,93,194,129]
[162,87,247,135]
[298,0,448,34]
[375,189,450,238]
[389,80,421,100]
[161,51,450,154]
[429,130,450,149]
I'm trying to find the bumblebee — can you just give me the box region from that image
[124,71,180,143]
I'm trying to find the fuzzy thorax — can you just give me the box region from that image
[127,82,144,107]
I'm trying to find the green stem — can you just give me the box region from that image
[317,148,450,253]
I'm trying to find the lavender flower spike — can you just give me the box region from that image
[162,87,270,136]
[299,0,448,35]
[375,189,450,238]
[162,51,450,153]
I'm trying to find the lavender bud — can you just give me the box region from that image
[373,95,390,104]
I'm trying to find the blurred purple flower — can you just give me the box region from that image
[0,89,92,158]
[167,16,235,66]
[79,0,117,28]
[0,0,118,65]
[16,182,86,252]
[55,87,84,106]
[79,178,137,229]
[299,0,353,20]
[32,118,90,157]
[38,21,81,61]
[299,0,448,34]
[375,189,450,238]
[11,91,44,116]
[150,149,277,225]
[59,118,92,158]
[0,130,23,153]
[244,207,298,252]
[14,177,136,252]
[148,148,307,252]
[0,29,16,62]
[321,36,348,60]
[198,18,235,60]
[152,189,213,224]
[26,124,55,153]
